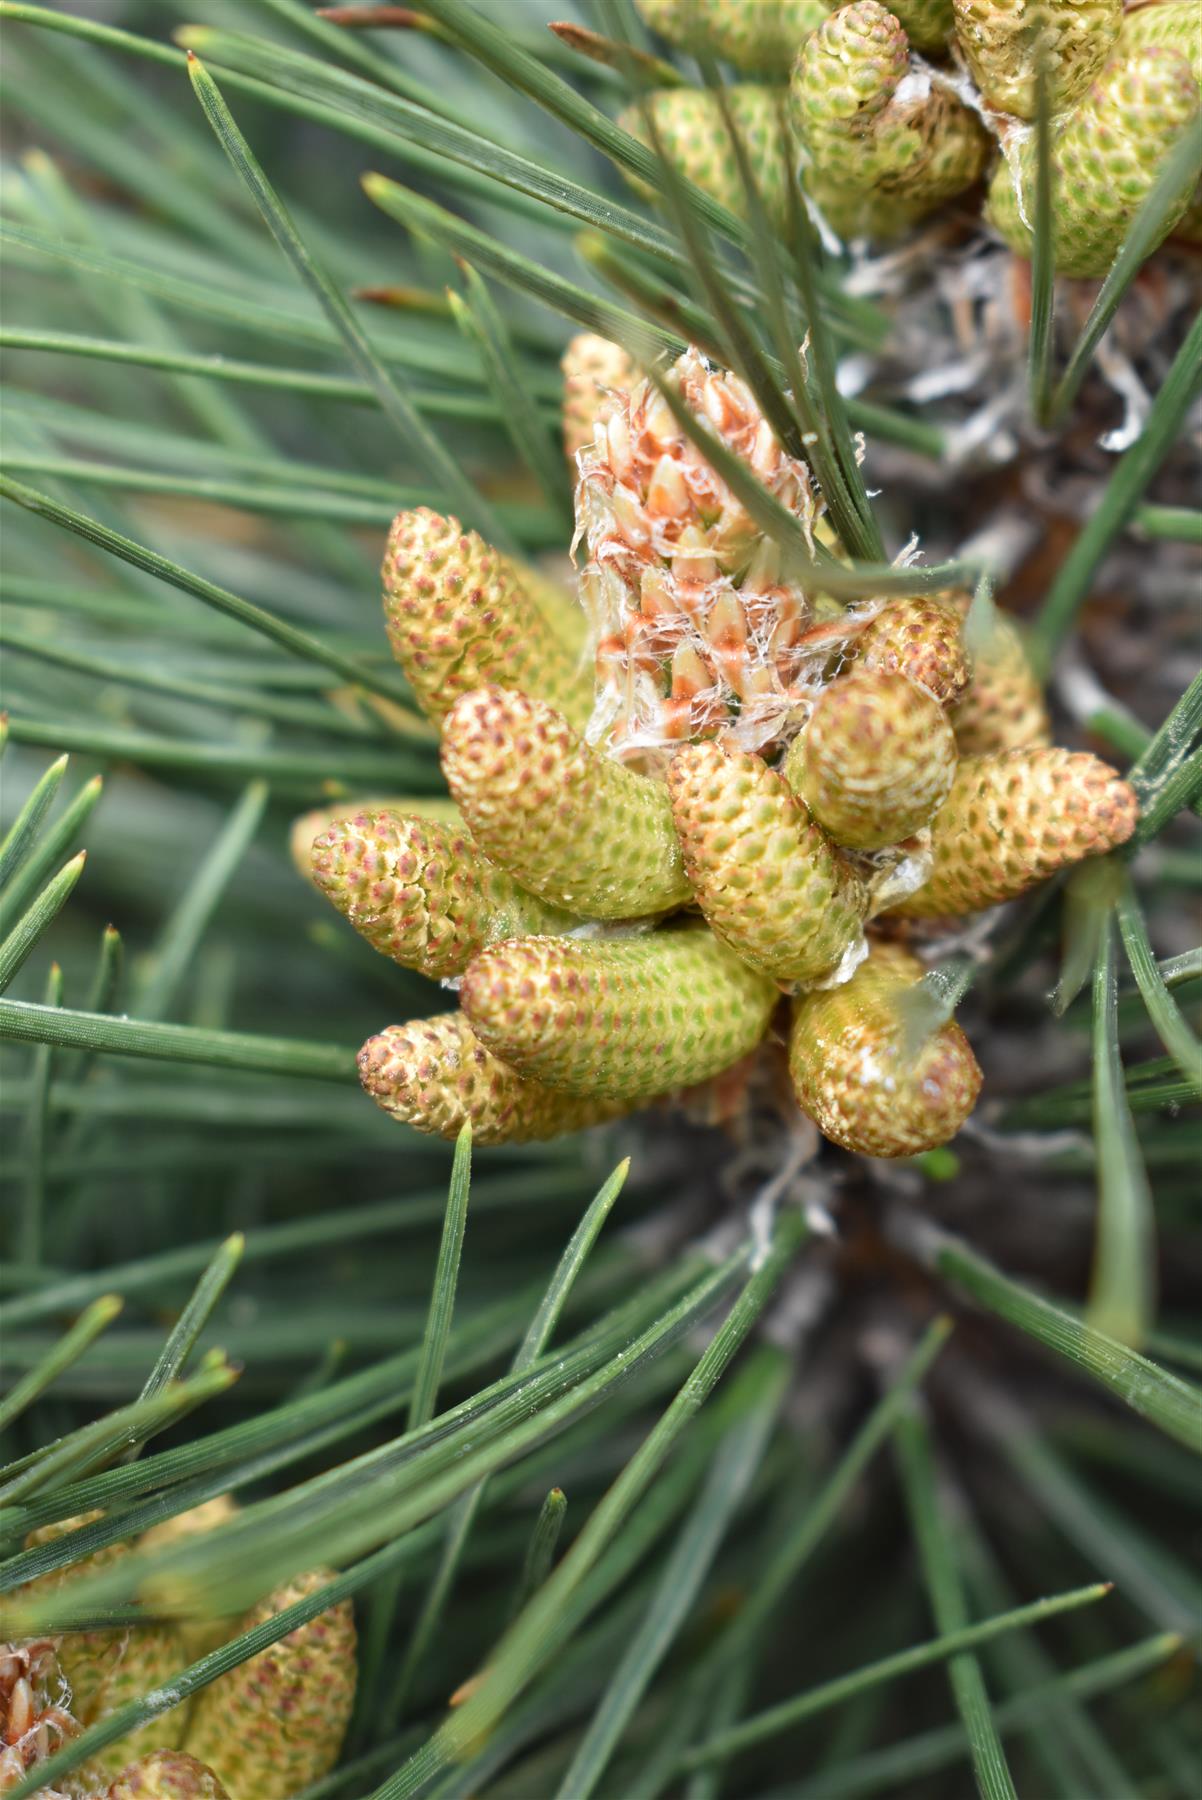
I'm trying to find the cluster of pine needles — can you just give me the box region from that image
[0,0,1199,1795]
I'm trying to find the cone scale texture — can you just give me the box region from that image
[953,0,1121,117]
[789,939,983,1155]
[636,0,832,72]
[104,1753,231,1800]
[888,748,1139,917]
[459,930,780,1101]
[784,669,958,850]
[382,508,593,730]
[358,1013,638,1142]
[948,598,1051,755]
[441,686,691,918]
[850,596,971,707]
[667,741,867,984]
[618,85,793,230]
[790,3,988,214]
[987,45,1201,276]
[183,1572,355,1800]
[20,1515,183,1783]
[311,811,575,980]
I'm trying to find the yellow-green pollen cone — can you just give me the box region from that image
[298,342,1148,1162]
[440,685,691,919]
[667,740,868,984]
[310,811,576,981]
[623,0,1193,269]
[789,939,984,1156]
[784,669,958,850]
[790,2,988,225]
[947,594,1051,755]
[103,1752,231,1800]
[887,747,1140,917]
[953,0,1121,117]
[358,1012,639,1143]
[635,0,833,73]
[459,929,780,1102]
[15,1508,357,1797]
[987,42,1201,277]
[382,506,592,730]
[182,1572,356,1800]
[618,84,794,230]
[850,595,972,708]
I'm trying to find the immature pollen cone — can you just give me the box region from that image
[311,811,575,980]
[784,669,958,850]
[295,342,1142,1164]
[948,595,1051,755]
[20,1512,182,1782]
[987,44,1201,277]
[182,1572,355,1800]
[358,1014,637,1143]
[667,740,868,985]
[440,685,690,918]
[850,595,971,708]
[382,507,592,729]
[14,1508,358,1795]
[635,0,831,74]
[789,940,983,1156]
[459,930,779,1102]
[952,0,1121,118]
[618,85,794,229]
[887,748,1140,917]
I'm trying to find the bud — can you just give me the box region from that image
[183,1572,355,1800]
[358,1013,637,1142]
[850,596,971,707]
[947,595,1050,755]
[575,347,827,763]
[667,741,867,983]
[789,939,982,1155]
[460,929,779,1101]
[104,1751,231,1800]
[953,0,1121,118]
[636,0,831,73]
[888,748,1139,917]
[790,3,987,213]
[783,670,958,850]
[0,1638,76,1793]
[311,812,575,980]
[987,46,1200,276]
[617,84,793,229]
[289,796,461,884]
[382,508,592,730]
[441,686,691,918]
[562,333,639,462]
